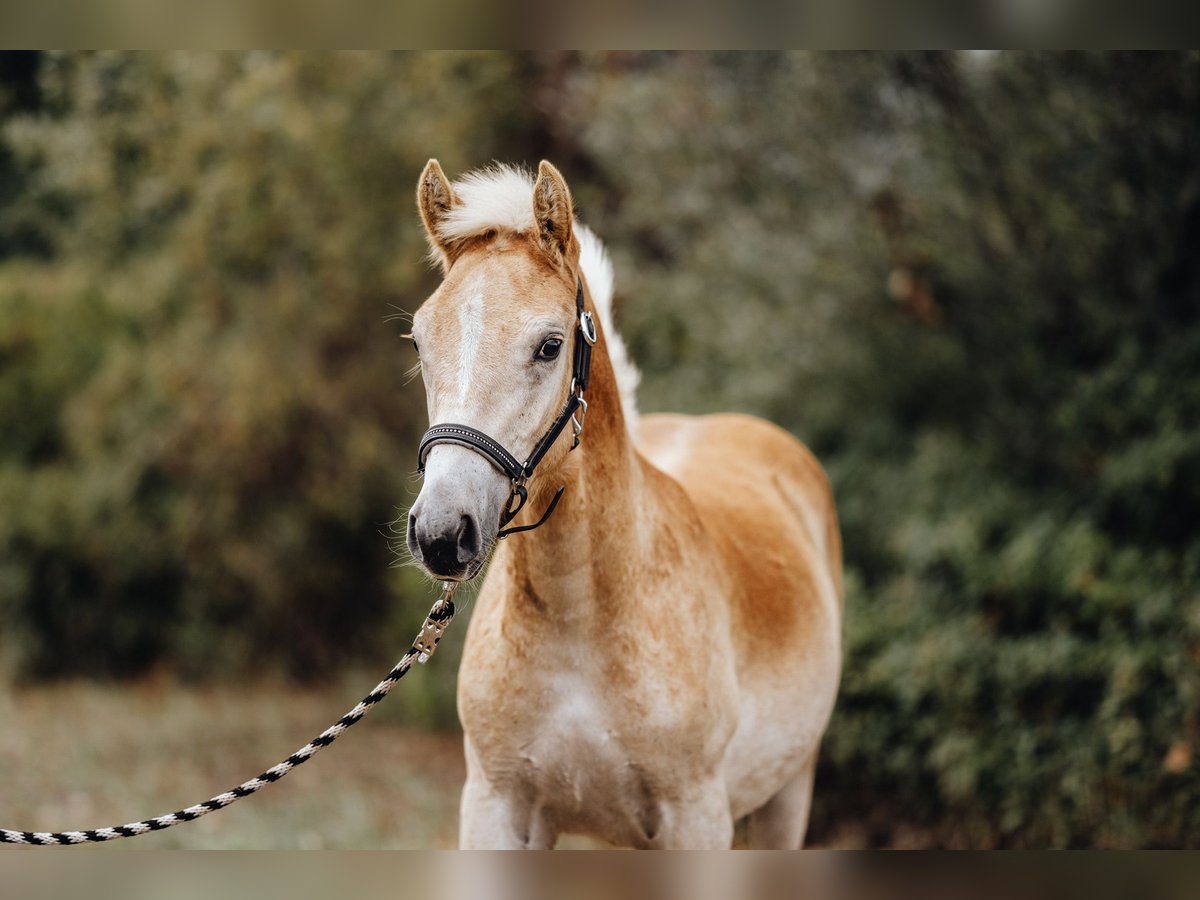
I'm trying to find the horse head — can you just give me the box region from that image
[406,160,586,580]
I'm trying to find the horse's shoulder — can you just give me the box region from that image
[635,411,840,608]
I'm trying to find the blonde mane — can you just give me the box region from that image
[434,165,640,429]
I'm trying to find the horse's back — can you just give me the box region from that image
[636,412,843,817]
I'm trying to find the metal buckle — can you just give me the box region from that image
[580,311,597,345]
[570,395,588,442]
[504,481,528,518]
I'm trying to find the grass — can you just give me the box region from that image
[0,673,465,849]
[0,671,876,849]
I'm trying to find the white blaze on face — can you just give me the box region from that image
[456,286,486,400]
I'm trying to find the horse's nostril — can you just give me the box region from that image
[456,514,479,563]
[411,510,479,578]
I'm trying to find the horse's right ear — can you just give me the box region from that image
[417,159,459,273]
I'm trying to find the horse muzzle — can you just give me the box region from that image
[407,445,510,580]
[408,509,482,580]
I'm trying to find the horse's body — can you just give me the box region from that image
[406,161,842,848]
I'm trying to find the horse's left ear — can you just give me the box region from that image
[532,160,576,266]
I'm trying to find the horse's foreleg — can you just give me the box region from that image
[458,773,555,849]
[653,780,734,849]
[745,754,817,849]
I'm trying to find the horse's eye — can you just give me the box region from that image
[536,338,563,361]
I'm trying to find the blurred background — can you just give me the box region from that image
[0,51,1197,848]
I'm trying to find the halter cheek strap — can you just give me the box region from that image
[416,277,596,539]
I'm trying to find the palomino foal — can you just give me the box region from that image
[405,160,842,849]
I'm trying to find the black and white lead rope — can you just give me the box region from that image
[0,583,458,846]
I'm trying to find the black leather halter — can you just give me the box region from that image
[417,277,597,538]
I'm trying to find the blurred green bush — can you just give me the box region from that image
[1,52,1198,846]
[0,52,532,683]
[555,51,1200,848]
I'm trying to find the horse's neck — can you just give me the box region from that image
[498,347,643,628]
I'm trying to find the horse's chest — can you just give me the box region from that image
[467,670,677,842]
[554,693,683,842]
[524,674,642,790]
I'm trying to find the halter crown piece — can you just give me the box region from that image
[417,277,596,539]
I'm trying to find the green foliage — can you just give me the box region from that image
[550,51,1200,847]
[0,52,533,681]
[1,52,1198,846]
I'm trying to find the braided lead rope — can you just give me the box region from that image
[0,583,458,846]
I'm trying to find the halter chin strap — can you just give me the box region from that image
[417,277,596,539]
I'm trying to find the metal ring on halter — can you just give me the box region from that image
[571,395,588,442]
[579,310,597,345]
[501,482,529,526]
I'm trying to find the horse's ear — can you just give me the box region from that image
[532,160,576,266]
[417,159,459,272]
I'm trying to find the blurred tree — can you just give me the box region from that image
[0,52,538,684]
[0,51,45,258]
[545,50,1200,847]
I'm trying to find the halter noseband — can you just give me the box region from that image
[417,277,597,539]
